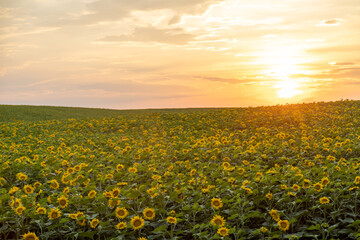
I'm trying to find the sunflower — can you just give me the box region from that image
[128,167,138,174]
[292,184,300,192]
[266,193,272,200]
[211,215,226,227]
[355,176,360,185]
[138,238,147,240]
[16,172,28,181]
[313,183,323,192]
[319,197,330,204]
[9,186,20,194]
[48,208,61,219]
[109,199,121,208]
[116,164,124,171]
[211,197,223,209]
[49,180,59,190]
[111,188,121,197]
[130,216,144,230]
[269,209,280,221]
[57,196,68,208]
[278,219,290,231]
[15,205,26,215]
[321,177,330,186]
[167,216,177,224]
[36,207,47,215]
[260,227,268,233]
[303,179,311,189]
[143,208,156,220]
[115,207,128,219]
[217,227,229,237]
[116,222,127,229]
[281,184,287,190]
[23,232,39,240]
[90,218,99,228]
[23,185,34,194]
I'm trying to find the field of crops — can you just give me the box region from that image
[2,100,360,240]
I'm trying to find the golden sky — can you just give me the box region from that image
[1,0,359,109]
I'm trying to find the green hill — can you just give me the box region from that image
[0,105,212,122]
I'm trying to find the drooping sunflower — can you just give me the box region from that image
[211,197,223,209]
[211,215,226,227]
[269,209,280,221]
[166,216,177,224]
[23,185,34,194]
[90,218,99,228]
[48,208,61,219]
[319,197,330,204]
[49,179,59,190]
[130,216,144,230]
[278,219,290,231]
[115,207,128,219]
[58,196,68,208]
[217,227,229,237]
[143,208,156,220]
[36,207,47,215]
[116,222,127,230]
[23,232,39,240]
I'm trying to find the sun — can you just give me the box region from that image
[275,80,303,98]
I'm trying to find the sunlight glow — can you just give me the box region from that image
[275,80,303,98]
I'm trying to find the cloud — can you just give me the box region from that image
[194,76,261,85]
[316,18,344,26]
[307,45,360,54]
[97,26,194,45]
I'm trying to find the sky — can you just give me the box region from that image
[1,0,359,109]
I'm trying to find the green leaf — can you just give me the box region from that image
[307,224,321,230]
[153,225,167,233]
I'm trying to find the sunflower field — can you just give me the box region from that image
[2,100,360,240]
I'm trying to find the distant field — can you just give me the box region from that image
[0,105,212,122]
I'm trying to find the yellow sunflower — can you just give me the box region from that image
[211,197,223,209]
[211,215,226,227]
[266,193,272,200]
[116,222,127,230]
[15,205,26,215]
[313,183,323,192]
[217,227,229,237]
[143,208,156,220]
[167,216,177,224]
[319,197,330,204]
[292,184,300,192]
[130,216,144,230]
[49,179,59,190]
[57,196,68,208]
[90,218,99,228]
[355,176,360,185]
[36,207,47,215]
[115,207,128,219]
[278,219,290,231]
[269,209,280,221]
[23,185,34,194]
[48,208,61,219]
[23,232,39,240]
[111,188,121,197]
[321,177,330,186]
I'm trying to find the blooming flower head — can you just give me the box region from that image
[130,216,144,230]
[90,218,99,228]
[36,207,47,215]
[211,197,223,209]
[115,207,128,219]
[278,219,290,231]
[217,227,229,237]
[58,196,68,208]
[319,197,330,204]
[23,232,39,240]
[48,208,61,219]
[269,209,280,221]
[143,208,156,220]
[266,193,272,200]
[116,222,127,230]
[166,216,177,224]
[211,215,226,227]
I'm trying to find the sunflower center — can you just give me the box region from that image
[134,219,141,227]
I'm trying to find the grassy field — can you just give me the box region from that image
[1,100,360,240]
[0,105,212,122]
